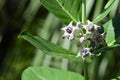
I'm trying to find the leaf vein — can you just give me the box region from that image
[31,68,47,80]
[56,0,77,23]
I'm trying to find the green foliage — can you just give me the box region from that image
[40,0,81,24]
[1,0,120,80]
[22,67,84,80]
[103,14,120,47]
[93,0,115,23]
[20,31,82,62]
[40,0,115,24]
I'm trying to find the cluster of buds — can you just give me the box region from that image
[61,20,106,62]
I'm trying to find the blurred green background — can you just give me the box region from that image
[0,0,120,80]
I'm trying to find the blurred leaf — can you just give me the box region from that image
[40,0,81,24]
[104,0,115,9]
[93,14,120,54]
[112,76,120,80]
[20,31,82,62]
[93,0,115,23]
[22,67,84,80]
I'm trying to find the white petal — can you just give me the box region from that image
[76,53,81,57]
[62,32,69,39]
[94,24,100,30]
[69,34,74,40]
[61,27,67,31]
[87,20,94,26]
[80,37,86,43]
[84,48,91,51]
[68,21,73,27]
[101,32,106,37]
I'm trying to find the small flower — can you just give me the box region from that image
[80,36,86,43]
[87,20,100,31]
[93,32,106,43]
[81,48,92,57]
[83,20,100,34]
[94,32,106,49]
[61,21,82,40]
[76,47,94,62]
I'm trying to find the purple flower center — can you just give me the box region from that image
[66,27,73,33]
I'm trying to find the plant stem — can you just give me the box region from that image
[83,62,89,80]
[82,0,88,79]
[82,0,87,24]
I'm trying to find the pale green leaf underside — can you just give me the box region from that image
[103,14,120,47]
[93,0,115,23]
[103,20,115,46]
[40,0,81,24]
[20,31,82,62]
[22,67,84,80]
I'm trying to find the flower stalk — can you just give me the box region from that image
[83,62,88,80]
[82,0,88,80]
[82,0,87,24]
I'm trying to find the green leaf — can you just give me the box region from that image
[103,14,120,46]
[20,31,82,62]
[103,20,115,46]
[40,0,81,24]
[22,67,84,80]
[93,14,120,54]
[93,0,115,23]
[104,0,115,9]
[112,76,120,80]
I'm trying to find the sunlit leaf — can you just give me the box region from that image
[20,31,82,62]
[40,0,81,24]
[93,0,115,23]
[22,67,84,80]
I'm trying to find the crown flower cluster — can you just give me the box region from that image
[61,20,106,62]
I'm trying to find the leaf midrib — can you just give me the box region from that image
[56,0,77,23]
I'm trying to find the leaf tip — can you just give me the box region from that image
[18,31,28,38]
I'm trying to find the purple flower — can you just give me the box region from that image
[82,20,101,39]
[83,20,100,34]
[76,47,94,62]
[86,20,100,31]
[61,21,82,40]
